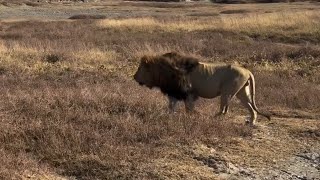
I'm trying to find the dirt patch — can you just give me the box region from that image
[128,117,320,179]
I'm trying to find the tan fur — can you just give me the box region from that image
[189,63,270,124]
[134,52,270,125]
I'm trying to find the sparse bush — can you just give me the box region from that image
[45,53,63,63]
[25,2,42,6]
[69,14,107,20]
[220,9,250,14]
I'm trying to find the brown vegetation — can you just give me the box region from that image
[0,2,319,179]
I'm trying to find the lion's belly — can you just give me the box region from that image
[190,72,223,99]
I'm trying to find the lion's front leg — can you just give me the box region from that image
[184,94,195,113]
[168,96,178,113]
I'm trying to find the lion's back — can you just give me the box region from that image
[189,63,251,98]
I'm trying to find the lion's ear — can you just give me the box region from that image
[163,60,197,74]
[184,58,199,72]
[158,57,183,74]
[162,52,180,59]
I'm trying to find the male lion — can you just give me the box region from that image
[134,52,270,125]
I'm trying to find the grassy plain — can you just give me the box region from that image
[0,1,319,179]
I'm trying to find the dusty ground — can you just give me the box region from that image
[0,1,319,179]
[139,116,320,180]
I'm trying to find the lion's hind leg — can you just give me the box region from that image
[218,95,231,115]
[217,79,246,117]
[236,85,257,125]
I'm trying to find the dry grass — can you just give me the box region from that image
[97,11,320,42]
[0,3,319,179]
[0,77,252,179]
[0,42,119,76]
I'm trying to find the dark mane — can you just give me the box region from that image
[143,52,199,100]
[162,52,199,73]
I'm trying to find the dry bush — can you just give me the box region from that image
[69,14,107,20]
[220,9,250,14]
[25,1,42,7]
[0,76,251,178]
[121,1,210,8]
[0,0,44,6]
[0,1,23,6]
[254,71,320,111]
[187,12,219,17]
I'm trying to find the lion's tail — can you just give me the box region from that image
[248,73,271,120]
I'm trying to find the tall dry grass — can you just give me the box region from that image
[0,76,252,179]
[97,11,320,42]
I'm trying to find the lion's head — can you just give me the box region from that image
[134,52,199,100]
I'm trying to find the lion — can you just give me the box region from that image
[134,52,270,125]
